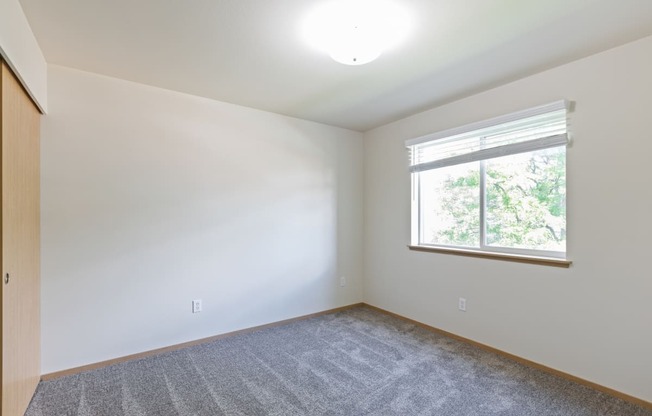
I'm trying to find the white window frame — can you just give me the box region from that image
[407,100,570,261]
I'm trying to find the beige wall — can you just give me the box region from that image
[41,65,364,373]
[39,29,652,403]
[363,35,652,401]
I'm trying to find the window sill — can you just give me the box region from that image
[407,245,572,268]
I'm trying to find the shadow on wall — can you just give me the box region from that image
[40,66,360,372]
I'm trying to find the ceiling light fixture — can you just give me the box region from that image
[302,0,410,66]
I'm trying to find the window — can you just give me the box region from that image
[407,101,569,261]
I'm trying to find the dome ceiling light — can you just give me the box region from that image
[302,0,410,66]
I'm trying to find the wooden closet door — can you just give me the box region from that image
[1,62,41,416]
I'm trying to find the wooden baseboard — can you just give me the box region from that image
[362,303,652,411]
[40,301,651,410]
[40,303,364,381]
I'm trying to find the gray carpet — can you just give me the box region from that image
[26,306,651,415]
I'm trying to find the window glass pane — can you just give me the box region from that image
[419,162,480,247]
[485,147,566,252]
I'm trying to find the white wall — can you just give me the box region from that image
[40,35,652,403]
[0,0,47,112]
[41,65,364,374]
[364,35,652,402]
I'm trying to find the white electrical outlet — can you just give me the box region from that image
[192,299,202,313]
[458,297,467,312]
[340,276,346,287]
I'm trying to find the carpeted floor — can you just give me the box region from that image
[26,306,651,415]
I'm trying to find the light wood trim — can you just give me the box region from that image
[41,303,364,380]
[363,303,651,410]
[408,245,572,268]
[39,301,651,409]
[0,59,3,416]
[1,61,41,416]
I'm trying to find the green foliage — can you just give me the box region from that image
[430,147,565,252]
[437,169,480,246]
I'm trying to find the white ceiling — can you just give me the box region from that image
[19,0,652,131]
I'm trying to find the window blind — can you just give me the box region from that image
[407,100,569,173]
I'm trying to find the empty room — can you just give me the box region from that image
[1,0,651,415]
